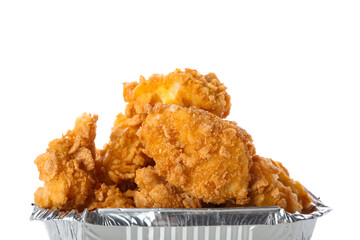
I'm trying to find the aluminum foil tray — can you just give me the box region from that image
[30,190,330,240]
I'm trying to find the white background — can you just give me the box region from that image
[0,1,359,239]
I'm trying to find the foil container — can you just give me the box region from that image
[30,190,330,240]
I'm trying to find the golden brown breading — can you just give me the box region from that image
[248,155,312,213]
[86,184,134,210]
[137,104,255,205]
[96,113,153,185]
[33,68,313,213]
[133,166,201,208]
[34,113,98,211]
[99,69,231,186]
[123,68,231,118]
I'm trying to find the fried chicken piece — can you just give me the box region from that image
[248,155,312,213]
[133,166,201,208]
[96,113,153,185]
[123,68,231,118]
[86,184,134,210]
[34,113,98,211]
[138,104,255,205]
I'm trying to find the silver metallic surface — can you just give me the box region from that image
[30,190,331,240]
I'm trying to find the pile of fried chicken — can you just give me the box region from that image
[34,69,312,213]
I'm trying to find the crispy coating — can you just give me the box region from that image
[97,113,153,185]
[138,104,255,205]
[133,166,202,208]
[33,68,313,213]
[87,184,134,210]
[34,113,98,211]
[99,69,231,186]
[123,68,231,118]
[249,155,312,213]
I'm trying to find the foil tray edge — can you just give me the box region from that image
[30,189,331,227]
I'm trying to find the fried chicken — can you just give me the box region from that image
[33,68,313,214]
[96,113,153,185]
[34,113,98,211]
[87,184,134,210]
[137,104,255,205]
[248,155,312,213]
[98,68,232,186]
[133,166,202,208]
[123,68,231,118]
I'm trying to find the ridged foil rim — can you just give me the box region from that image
[30,189,331,227]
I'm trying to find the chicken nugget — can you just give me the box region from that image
[123,68,231,118]
[96,113,153,185]
[87,184,134,210]
[138,104,255,205]
[248,155,312,213]
[34,113,97,211]
[133,166,201,208]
